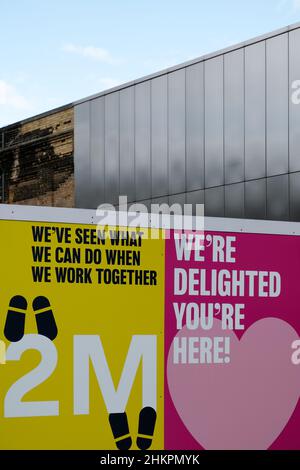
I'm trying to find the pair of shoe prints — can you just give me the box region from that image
[3,295,156,450]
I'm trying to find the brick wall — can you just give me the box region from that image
[0,106,74,207]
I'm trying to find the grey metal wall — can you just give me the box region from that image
[74,27,300,221]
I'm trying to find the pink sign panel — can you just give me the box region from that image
[164,229,300,450]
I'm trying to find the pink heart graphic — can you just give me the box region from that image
[167,318,300,449]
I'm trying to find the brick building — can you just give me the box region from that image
[0,106,74,207]
[1,22,300,221]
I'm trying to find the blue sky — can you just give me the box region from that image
[1,0,300,127]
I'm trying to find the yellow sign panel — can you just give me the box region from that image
[0,220,164,449]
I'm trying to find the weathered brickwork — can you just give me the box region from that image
[0,106,74,207]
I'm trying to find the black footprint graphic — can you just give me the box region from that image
[109,412,132,450]
[4,295,27,342]
[33,296,58,340]
[136,407,157,450]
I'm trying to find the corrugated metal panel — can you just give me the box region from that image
[186,189,205,205]
[151,196,169,211]
[289,28,300,172]
[186,62,205,190]
[168,69,186,194]
[245,178,266,220]
[104,92,119,205]
[267,174,289,220]
[266,34,289,176]
[120,87,135,202]
[151,75,168,198]
[74,102,91,208]
[135,82,151,200]
[245,42,266,180]
[186,190,204,216]
[224,49,244,184]
[204,57,224,187]
[225,182,245,218]
[90,98,105,208]
[74,25,300,222]
[290,172,300,221]
[205,186,225,217]
[169,192,186,208]
[131,199,151,212]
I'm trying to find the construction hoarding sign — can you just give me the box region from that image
[0,205,300,450]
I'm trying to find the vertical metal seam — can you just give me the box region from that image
[119,91,122,200]
[167,73,170,203]
[265,41,268,218]
[243,47,246,217]
[288,32,291,220]
[131,88,135,204]
[104,97,106,203]
[224,54,227,186]
[165,76,168,200]
[87,102,91,208]
[88,101,92,208]
[119,89,122,202]
[118,91,120,207]
[200,62,204,191]
[222,54,225,216]
[266,40,269,179]
[133,86,136,204]
[186,66,189,195]
[73,111,76,206]
[203,61,206,211]
[101,98,105,205]
[184,67,187,203]
[150,80,153,203]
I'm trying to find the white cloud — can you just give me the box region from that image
[0,80,31,110]
[62,43,120,64]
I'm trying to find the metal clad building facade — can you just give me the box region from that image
[74,24,300,221]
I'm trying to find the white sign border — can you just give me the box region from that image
[0,204,300,236]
